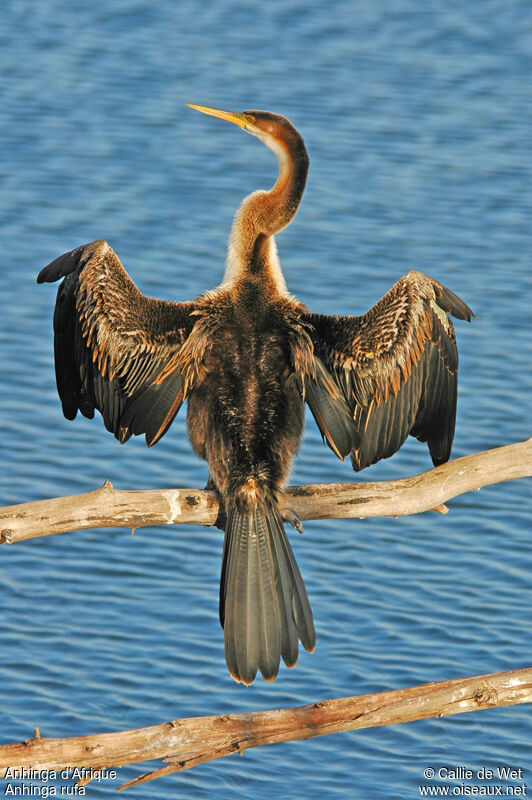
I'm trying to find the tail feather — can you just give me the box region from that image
[254,509,282,680]
[220,503,315,685]
[272,521,315,655]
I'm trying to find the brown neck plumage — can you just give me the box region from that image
[223,129,309,293]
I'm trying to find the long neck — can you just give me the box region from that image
[223,134,309,293]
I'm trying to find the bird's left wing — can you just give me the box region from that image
[38,240,198,447]
[302,270,473,471]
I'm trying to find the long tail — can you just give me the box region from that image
[219,501,315,685]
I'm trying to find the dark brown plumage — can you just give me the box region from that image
[38,105,473,685]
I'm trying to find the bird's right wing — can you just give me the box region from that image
[303,271,473,470]
[38,240,198,446]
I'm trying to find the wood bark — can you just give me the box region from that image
[0,668,530,791]
[0,439,530,545]
[1,441,530,790]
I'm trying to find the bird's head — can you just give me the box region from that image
[186,104,308,168]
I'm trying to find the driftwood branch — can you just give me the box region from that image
[0,667,530,791]
[0,439,530,545]
[1,444,530,789]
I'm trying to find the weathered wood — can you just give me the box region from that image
[0,667,530,791]
[1,443,530,789]
[0,439,530,544]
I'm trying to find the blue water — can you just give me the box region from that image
[1,1,531,797]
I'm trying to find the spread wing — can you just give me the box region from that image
[303,270,473,471]
[38,240,197,447]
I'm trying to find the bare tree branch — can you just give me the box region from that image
[1,443,530,789]
[0,667,530,791]
[0,439,530,545]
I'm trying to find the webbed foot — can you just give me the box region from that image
[282,508,304,534]
[205,476,226,531]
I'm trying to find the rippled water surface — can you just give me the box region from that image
[1,1,531,798]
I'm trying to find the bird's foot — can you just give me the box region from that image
[282,508,304,534]
[204,477,226,531]
[212,509,227,531]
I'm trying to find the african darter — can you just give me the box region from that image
[38,105,473,684]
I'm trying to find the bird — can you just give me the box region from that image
[38,104,473,685]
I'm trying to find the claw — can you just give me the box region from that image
[282,509,304,534]
[204,476,226,530]
[213,509,227,531]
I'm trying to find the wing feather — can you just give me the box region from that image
[38,240,196,445]
[304,357,358,459]
[303,270,473,471]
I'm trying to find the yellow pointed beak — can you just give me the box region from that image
[186,103,255,130]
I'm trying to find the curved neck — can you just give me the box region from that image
[223,133,309,293]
